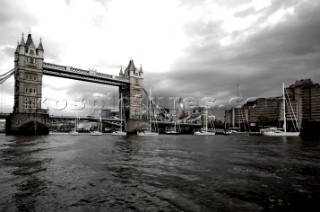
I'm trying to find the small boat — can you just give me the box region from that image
[69,100,80,136]
[165,99,179,134]
[90,117,103,136]
[165,129,179,134]
[137,88,159,136]
[249,132,263,136]
[263,130,299,136]
[69,130,79,136]
[194,130,216,136]
[224,130,232,135]
[194,101,215,136]
[111,130,127,136]
[263,83,300,137]
[90,130,103,136]
[137,130,159,136]
[112,94,127,136]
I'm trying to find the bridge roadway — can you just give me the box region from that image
[43,62,130,86]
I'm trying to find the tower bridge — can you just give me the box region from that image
[1,32,203,135]
[2,33,150,135]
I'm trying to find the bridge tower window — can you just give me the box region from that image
[26,57,36,65]
[25,98,28,109]
[33,99,36,109]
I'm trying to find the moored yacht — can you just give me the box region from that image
[194,130,216,136]
[69,130,79,136]
[112,94,127,136]
[137,130,159,136]
[263,83,300,137]
[137,88,159,136]
[90,130,103,136]
[112,130,127,136]
[194,101,215,136]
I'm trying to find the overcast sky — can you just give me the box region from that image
[1,0,320,118]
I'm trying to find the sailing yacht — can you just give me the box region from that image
[263,83,300,136]
[90,131,102,136]
[112,94,127,136]
[137,88,159,136]
[165,99,179,134]
[69,130,79,136]
[194,105,215,135]
[90,117,103,136]
[137,129,159,136]
[69,103,79,136]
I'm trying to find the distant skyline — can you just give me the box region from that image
[1,0,320,117]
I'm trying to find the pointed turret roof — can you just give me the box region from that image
[139,64,143,73]
[126,59,136,72]
[15,42,19,54]
[26,33,35,48]
[20,33,25,46]
[37,38,44,51]
[119,65,123,75]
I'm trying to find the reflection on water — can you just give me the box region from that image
[0,134,319,211]
[0,136,49,212]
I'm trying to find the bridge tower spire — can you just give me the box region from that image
[6,33,49,135]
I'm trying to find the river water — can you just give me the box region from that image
[0,134,319,212]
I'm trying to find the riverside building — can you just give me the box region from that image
[225,79,320,135]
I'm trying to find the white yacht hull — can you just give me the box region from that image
[165,130,179,134]
[69,131,79,136]
[90,131,103,136]
[112,131,127,136]
[137,131,159,136]
[194,131,215,136]
[263,131,299,136]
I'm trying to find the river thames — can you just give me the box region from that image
[0,134,319,211]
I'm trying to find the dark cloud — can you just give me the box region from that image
[248,3,320,56]
[149,0,320,108]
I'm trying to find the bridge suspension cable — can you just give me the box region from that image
[0,69,16,85]
[142,88,169,116]
[0,69,14,78]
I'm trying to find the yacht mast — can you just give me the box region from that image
[205,108,208,132]
[283,83,286,133]
[149,88,152,130]
[204,97,208,132]
[120,93,122,132]
[173,100,176,131]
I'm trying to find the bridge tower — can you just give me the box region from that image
[119,60,149,132]
[6,33,49,135]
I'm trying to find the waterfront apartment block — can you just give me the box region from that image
[225,79,320,134]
